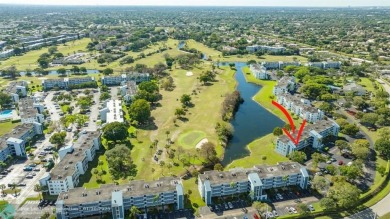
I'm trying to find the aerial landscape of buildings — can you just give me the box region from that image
[0,3,389,219]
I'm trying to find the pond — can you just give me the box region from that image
[178,41,186,49]
[222,62,283,165]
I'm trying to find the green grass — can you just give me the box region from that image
[182,177,206,209]
[381,212,390,219]
[221,54,308,63]
[81,153,127,188]
[0,38,92,71]
[226,134,289,169]
[130,64,237,181]
[186,39,222,59]
[358,77,379,93]
[0,121,20,136]
[177,130,207,149]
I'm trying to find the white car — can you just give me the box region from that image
[290,207,298,214]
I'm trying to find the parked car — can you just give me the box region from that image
[33,168,40,171]
[228,202,233,209]
[23,167,32,171]
[308,205,315,211]
[338,160,344,165]
[273,210,278,217]
[18,183,26,187]
[224,203,229,209]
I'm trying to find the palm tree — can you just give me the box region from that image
[0,184,5,197]
[34,184,43,199]
[11,183,17,197]
[129,206,140,219]
[165,131,170,141]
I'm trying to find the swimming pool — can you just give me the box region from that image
[0,110,13,120]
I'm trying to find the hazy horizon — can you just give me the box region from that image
[0,0,389,7]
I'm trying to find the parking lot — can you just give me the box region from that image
[134,209,194,219]
[0,89,102,206]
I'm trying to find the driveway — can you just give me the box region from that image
[377,78,390,108]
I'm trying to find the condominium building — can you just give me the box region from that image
[42,77,95,90]
[0,49,15,59]
[120,81,138,102]
[276,93,324,123]
[39,131,101,195]
[101,73,150,85]
[55,177,184,219]
[261,61,301,70]
[275,120,339,156]
[6,81,28,102]
[100,100,124,123]
[273,76,296,95]
[18,97,45,124]
[250,64,269,80]
[0,123,43,161]
[198,162,309,205]
[307,61,341,69]
[279,61,301,70]
[246,45,286,53]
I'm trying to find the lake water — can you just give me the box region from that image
[222,62,283,165]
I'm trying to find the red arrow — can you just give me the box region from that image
[283,120,306,145]
[272,100,296,133]
[271,100,307,145]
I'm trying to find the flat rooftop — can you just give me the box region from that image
[50,131,101,181]
[199,162,304,185]
[276,76,295,88]
[18,97,38,119]
[278,120,338,144]
[106,100,124,123]
[0,123,34,150]
[5,81,26,94]
[57,177,182,205]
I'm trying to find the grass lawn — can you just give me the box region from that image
[182,178,206,209]
[220,54,308,63]
[178,130,207,149]
[381,212,390,219]
[186,39,222,59]
[0,121,20,136]
[357,77,379,93]
[131,64,237,181]
[81,153,127,189]
[0,38,92,71]
[226,134,288,169]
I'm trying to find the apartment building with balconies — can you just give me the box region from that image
[39,131,101,195]
[275,120,340,156]
[198,162,309,205]
[55,177,184,219]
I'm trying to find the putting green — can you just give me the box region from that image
[178,130,206,149]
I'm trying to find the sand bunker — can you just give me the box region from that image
[195,138,209,149]
[186,71,193,76]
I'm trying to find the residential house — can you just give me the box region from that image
[343,83,367,96]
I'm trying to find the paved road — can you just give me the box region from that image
[377,78,390,108]
[1,134,53,205]
[347,79,390,218]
